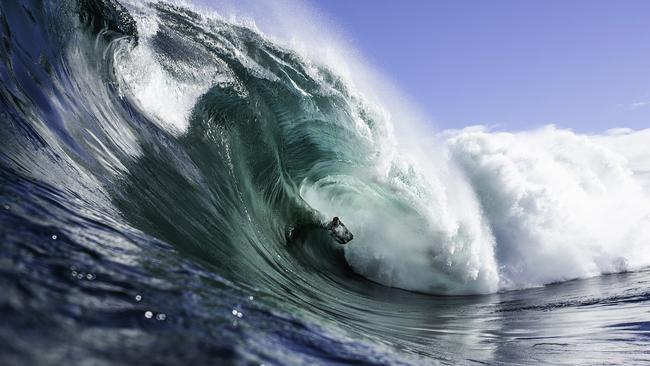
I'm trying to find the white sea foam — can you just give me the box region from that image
[445,125,650,291]
[594,128,650,190]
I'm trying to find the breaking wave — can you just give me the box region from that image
[2,0,649,300]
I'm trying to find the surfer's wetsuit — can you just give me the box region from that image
[287,217,353,245]
[325,217,353,244]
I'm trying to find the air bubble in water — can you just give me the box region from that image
[51,235,57,240]
[135,295,142,302]
[144,311,153,319]
[156,313,167,321]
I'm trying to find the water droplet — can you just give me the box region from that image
[236,312,243,318]
[86,273,95,280]
[71,271,77,277]
[3,204,10,210]
[156,313,167,321]
[76,273,84,279]
[51,235,57,240]
[231,309,238,316]
[248,296,254,301]
[144,311,153,319]
[135,295,142,302]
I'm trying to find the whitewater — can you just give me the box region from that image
[1,0,650,364]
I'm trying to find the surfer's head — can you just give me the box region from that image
[332,217,340,225]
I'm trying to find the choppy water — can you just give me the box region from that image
[1,0,650,364]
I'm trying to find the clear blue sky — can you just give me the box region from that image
[309,0,650,132]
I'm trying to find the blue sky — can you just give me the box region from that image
[310,0,650,132]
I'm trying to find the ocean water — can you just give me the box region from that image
[1,0,650,364]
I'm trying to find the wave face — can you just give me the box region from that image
[2,0,650,364]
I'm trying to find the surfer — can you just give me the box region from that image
[286,216,354,245]
[325,217,353,244]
